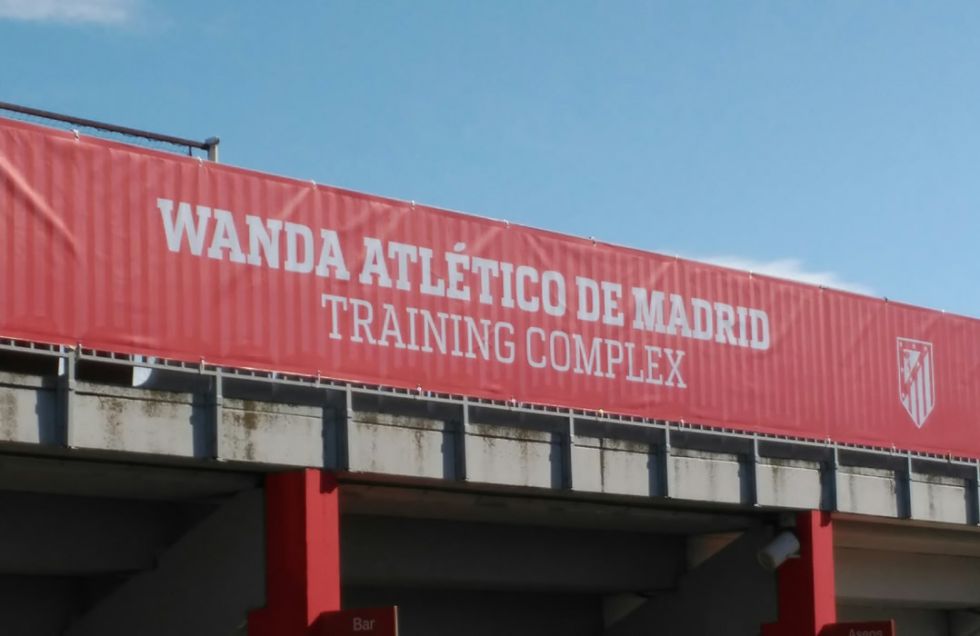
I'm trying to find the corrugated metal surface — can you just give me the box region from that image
[1,115,978,456]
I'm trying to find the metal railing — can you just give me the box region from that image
[0,101,220,161]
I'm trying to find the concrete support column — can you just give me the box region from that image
[763,511,837,636]
[249,469,341,636]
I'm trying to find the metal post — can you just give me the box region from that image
[822,447,840,512]
[661,425,673,499]
[898,455,914,520]
[336,386,352,471]
[210,368,223,460]
[57,349,76,448]
[561,412,576,490]
[973,463,980,527]
[743,436,760,507]
[205,137,220,162]
[454,398,470,482]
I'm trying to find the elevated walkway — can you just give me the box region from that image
[0,339,976,526]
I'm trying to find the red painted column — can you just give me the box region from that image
[249,469,341,636]
[762,510,837,636]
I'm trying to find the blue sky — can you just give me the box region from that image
[2,1,979,316]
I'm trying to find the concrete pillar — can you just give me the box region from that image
[762,511,837,636]
[249,469,341,636]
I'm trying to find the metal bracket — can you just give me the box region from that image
[336,386,352,471]
[210,368,223,459]
[742,436,760,507]
[56,349,77,448]
[561,412,576,490]
[973,464,980,527]
[820,446,840,512]
[661,425,673,499]
[453,398,470,482]
[898,455,914,519]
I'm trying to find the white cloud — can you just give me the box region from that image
[696,255,876,296]
[0,0,137,24]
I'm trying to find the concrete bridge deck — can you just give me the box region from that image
[0,338,976,527]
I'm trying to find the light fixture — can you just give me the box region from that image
[757,530,800,571]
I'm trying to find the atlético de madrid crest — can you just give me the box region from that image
[897,338,935,429]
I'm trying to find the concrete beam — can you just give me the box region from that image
[0,454,258,501]
[64,489,264,636]
[3,348,979,528]
[837,547,980,608]
[0,491,191,575]
[342,515,685,593]
[836,518,980,558]
[604,526,777,636]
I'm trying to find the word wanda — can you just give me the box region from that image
[156,197,770,352]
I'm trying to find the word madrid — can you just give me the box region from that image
[155,198,771,354]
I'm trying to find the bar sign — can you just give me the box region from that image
[315,606,399,636]
[822,620,896,636]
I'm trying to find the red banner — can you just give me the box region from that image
[2,116,979,457]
